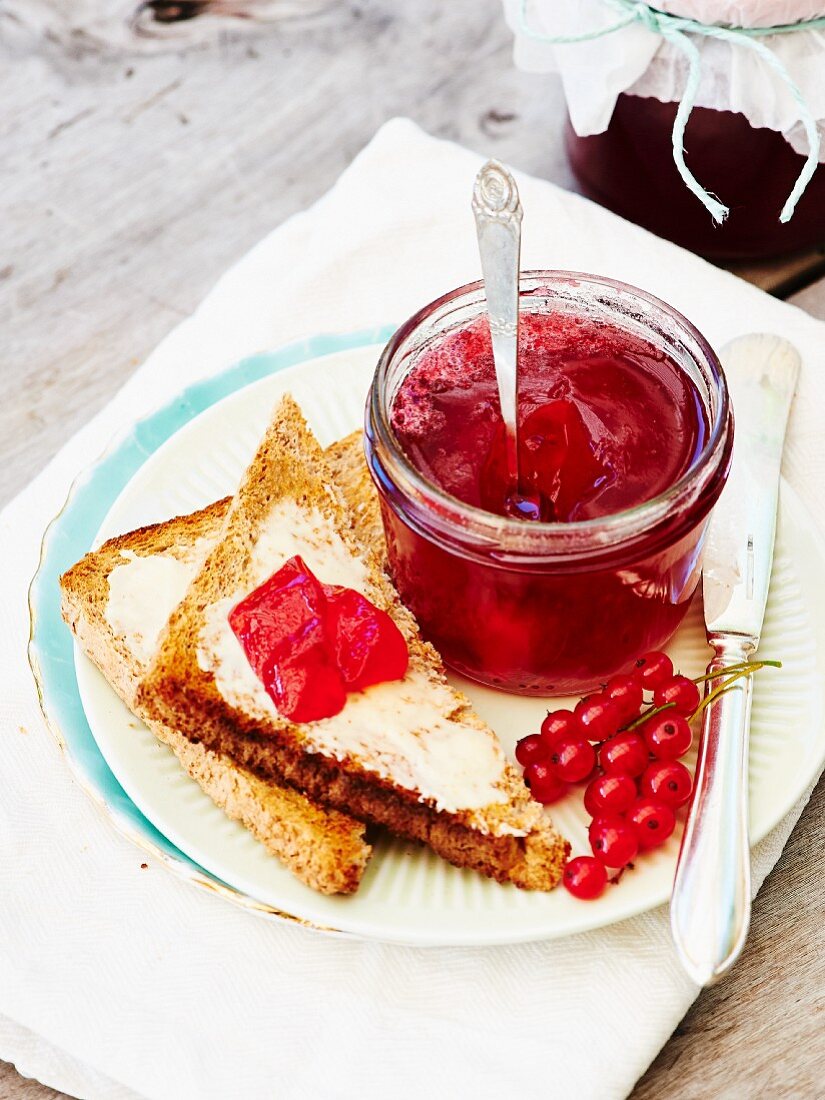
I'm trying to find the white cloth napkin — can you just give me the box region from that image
[2,118,823,1100]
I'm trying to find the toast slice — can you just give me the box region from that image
[324,432,384,553]
[138,396,570,889]
[61,499,372,896]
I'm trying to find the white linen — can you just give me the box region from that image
[1,118,823,1100]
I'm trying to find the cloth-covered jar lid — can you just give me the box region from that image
[506,0,825,160]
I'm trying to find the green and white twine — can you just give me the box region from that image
[518,0,825,223]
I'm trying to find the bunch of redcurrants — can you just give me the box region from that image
[515,650,701,900]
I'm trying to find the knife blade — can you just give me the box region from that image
[702,334,800,638]
[670,333,800,986]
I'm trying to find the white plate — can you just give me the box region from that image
[75,344,825,945]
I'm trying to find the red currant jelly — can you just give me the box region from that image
[366,273,732,694]
[229,554,408,722]
[566,95,825,261]
[392,312,707,523]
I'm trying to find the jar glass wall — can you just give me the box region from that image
[365,273,733,695]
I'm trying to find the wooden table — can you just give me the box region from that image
[3,2,823,1096]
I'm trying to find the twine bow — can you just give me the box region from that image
[518,0,825,223]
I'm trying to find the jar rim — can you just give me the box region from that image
[366,270,732,561]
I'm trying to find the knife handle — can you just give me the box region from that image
[670,634,755,986]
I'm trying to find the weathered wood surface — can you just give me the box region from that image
[635,774,825,1099]
[728,246,825,297]
[0,1065,69,1100]
[0,0,572,510]
[2,2,824,1097]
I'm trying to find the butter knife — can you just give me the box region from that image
[670,333,800,986]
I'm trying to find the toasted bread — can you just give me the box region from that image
[324,431,384,552]
[138,397,569,890]
[60,499,372,896]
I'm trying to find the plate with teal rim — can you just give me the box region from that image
[29,327,825,945]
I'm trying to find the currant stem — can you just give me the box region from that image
[623,702,675,732]
[692,666,758,716]
[693,681,742,715]
[619,659,781,733]
[693,658,782,685]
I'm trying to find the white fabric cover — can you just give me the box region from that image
[506,0,825,157]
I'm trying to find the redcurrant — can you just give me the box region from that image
[540,709,577,747]
[643,712,693,760]
[626,797,676,850]
[548,737,596,784]
[599,731,649,777]
[574,693,621,741]
[515,733,549,767]
[563,856,608,900]
[653,674,701,717]
[634,651,674,690]
[589,814,639,867]
[603,674,644,723]
[584,771,638,817]
[524,760,568,805]
[640,760,693,808]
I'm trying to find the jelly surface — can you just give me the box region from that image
[229,555,409,722]
[392,312,707,522]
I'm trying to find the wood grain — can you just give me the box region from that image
[0,1062,70,1100]
[0,0,571,510]
[633,773,825,1099]
[726,246,825,298]
[2,1,824,1097]
[2,0,333,53]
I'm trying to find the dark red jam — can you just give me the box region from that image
[566,94,825,260]
[369,299,730,696]
[392,313,707,523]
[229,555,408,722]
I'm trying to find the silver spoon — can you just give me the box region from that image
[472,161,541,521]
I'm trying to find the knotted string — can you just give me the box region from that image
[518,0,825,223]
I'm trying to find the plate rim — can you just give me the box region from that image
[29,326,825,945]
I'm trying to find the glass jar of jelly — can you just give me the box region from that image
[565,94,825,260]
[365,273,733,695]
[506,0,825,260]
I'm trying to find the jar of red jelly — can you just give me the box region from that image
[566,94,825,260]
[507,1,825,259]
[365,272,733,695]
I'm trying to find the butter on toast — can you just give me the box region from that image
[139,397,570,890]
[60,498,372,896]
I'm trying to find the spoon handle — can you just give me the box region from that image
[472,160,523,483]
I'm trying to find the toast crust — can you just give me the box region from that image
[139,398,569,890]
[60,498,371,896]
